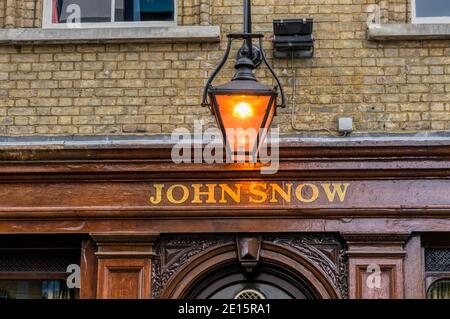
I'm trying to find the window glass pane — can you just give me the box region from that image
[0,280,79,299]
[427,280,450,299]
[56,0,112,23]
[115,0,175,22]
[115,0,136,22]
[415,0,450,18]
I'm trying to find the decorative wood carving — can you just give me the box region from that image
[152,234,348,299]
[267,235,349,299]
[236,236,262,274]
[152,236,234,299]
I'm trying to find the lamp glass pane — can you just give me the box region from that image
[214,94,273,155]
[259,101,276,151]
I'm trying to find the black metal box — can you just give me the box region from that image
[273,18,314,59]
[273,18,314,36]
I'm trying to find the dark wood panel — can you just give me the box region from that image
[80,238,97,299]
[97,259,151,299]
[346,234,406,299]
[356,265,396,299]
[404,235,426,299]
[1,218,450,235]
[93,233,156,299]
[0,179,449,219]
[1,140,449,162]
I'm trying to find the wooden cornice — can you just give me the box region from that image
[0,137,449,180]
[91,232,160,243]
[0,139,450,162]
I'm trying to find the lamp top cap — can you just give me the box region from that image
[211,79,275,95]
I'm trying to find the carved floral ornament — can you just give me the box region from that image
[152,235,348,299]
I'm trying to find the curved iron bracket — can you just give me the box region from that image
[201,36,233,110]
[259,36,287,109]
[202,33,287,110]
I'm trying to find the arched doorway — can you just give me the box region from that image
[184,262,317,299]
[158,236,343,299]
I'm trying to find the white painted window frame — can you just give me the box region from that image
[43,0,177,29]
[411,0,450,24]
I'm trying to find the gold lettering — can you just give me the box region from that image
[249,183,268,204]
[270,183,292,203]
[219,184,242,203]
[295,184,319,203]
[150,181,350,206]
[167,184,190,204]
[149,184,164,205]
[192,184,217,204]
[321,183,350,203]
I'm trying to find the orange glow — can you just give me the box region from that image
[214,94,274,155]
[233,102,254,119]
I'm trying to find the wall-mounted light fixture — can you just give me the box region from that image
[273,18,315,59]
[202,0,286,161]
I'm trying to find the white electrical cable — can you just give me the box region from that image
[289,54,346,137]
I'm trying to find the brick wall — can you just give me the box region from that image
[0,0,449,136]
[2,0,41,28]
[180,0,212,26]
[0,1,4,28]
[387,0,409,23]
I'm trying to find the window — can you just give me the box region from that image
[412,0,450,24]
[427,280,450,299]
[43,0,177,28]
[425,247,450,299]
[0,280,78,299]
[0,236,81,300]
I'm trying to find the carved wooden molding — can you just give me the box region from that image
[92,232,159,258]
[355,264,398,299]
[236,236,262,274]
[152,236,234,299]
[80,238,98,299]
[267,235,349,299]
[97,258,151,299]
[344,233,408,299]
[91,233,160,243]
[343,233,408,258]
[2,139,449,162]
[92,232,159,299]
[152,234,349,299]
[342,233,411,243]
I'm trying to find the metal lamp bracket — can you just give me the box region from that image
[237,44,262,68]
[202,33,286,109]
